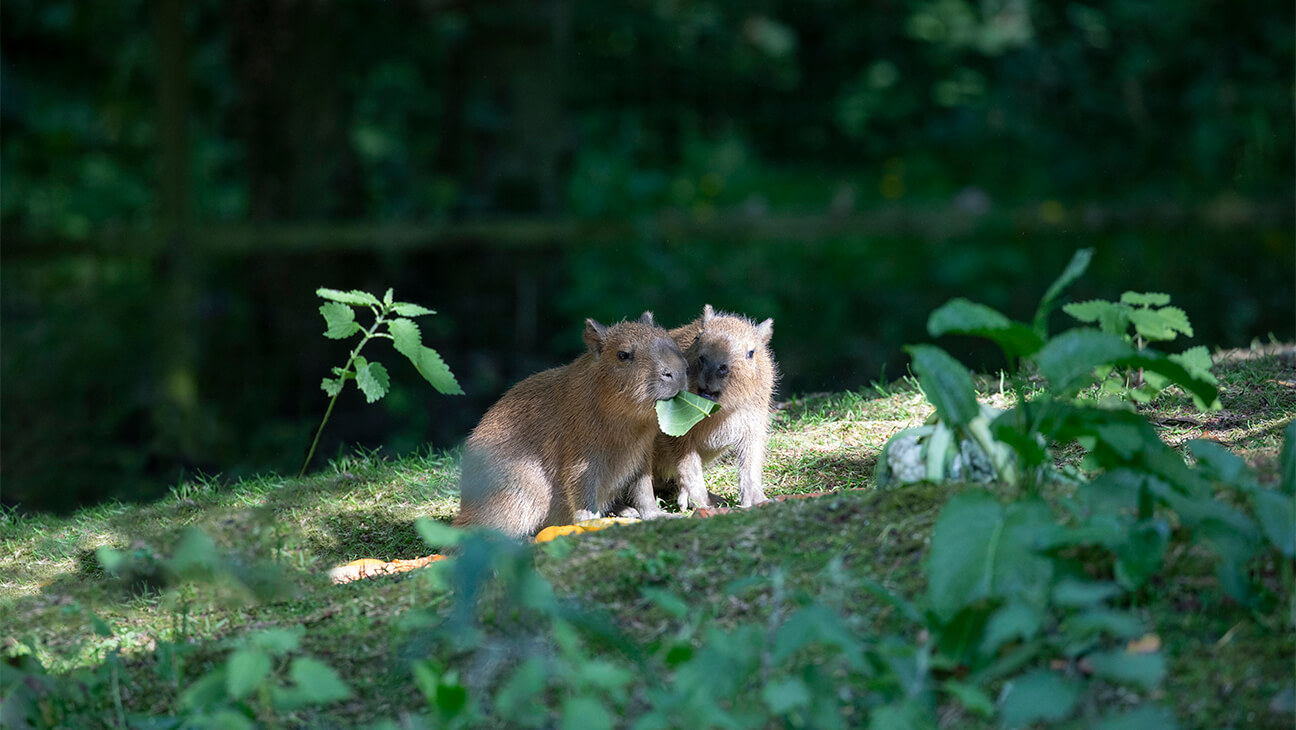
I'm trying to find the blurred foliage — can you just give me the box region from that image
[1,0,1292,511]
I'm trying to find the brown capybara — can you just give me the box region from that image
[454,312,687,537]
[654,305,777,510]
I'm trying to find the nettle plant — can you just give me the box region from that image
[872,248,1295,726]
[302,288,463,476]
[1064,291,1216,407]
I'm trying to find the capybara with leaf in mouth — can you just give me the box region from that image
[455,312,688,537]
[654,305,777,510]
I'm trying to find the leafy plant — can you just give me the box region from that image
[302,287,463,476]
[655,390,722,436]
[1064,291,1217,407]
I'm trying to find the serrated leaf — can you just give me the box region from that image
[1034,247,1094,335]
[905,345,980,427]
[289,657,351,703]
[408,345,463,395]
[316,288,379,307]
[1120,291,1171,307]
[250,626,304,654]
[320,377,344,397]
[998,670,1081,727]
[1084,649,1165,689]
[388,317,422,358]
[1128,307,1189,341]
[393,301,436,317]
[1170,345,1213,378]
[928,298,1045,364]
[1063,300,1131,337]
[355,358,390,403]
[1035,328,1135,394]
[320,302,361,340]
[180,669,228,710]
[226,649,272,699]
[383,288,393,306]
[656,391,722,436]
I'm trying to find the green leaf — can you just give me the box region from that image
[1252,489,1296,557]
[320,377,344,397]
[1051,579,1122,607]
[383,288,393,306]
[250,626,304,655]
[393,301,436,317]
[1095,704,1180,730]
[409,345,464,395]
[656,391,722,436]
[998,670,1081,727]
[226,649,272,700]
[1063,300,1131,337]
[1062,609,1146,641]
[354,357,390,403]
[1188,439,1255,487]
[927,298,1044,362]
[1084,650,1165,689]
[866,698,937,730]
[320,302,361,340]
[90,614,114,638]
[943,680,994,717]
[905,345,979,427]
[1128,307,1191,341]
[180,669,228,710]
[762,677,811,714]
[289,657,351,704]
[978,601,1042,655]
[435,681,468,718]
[414,518,463,549]
[96,545,128,574]
[924,421,952,481]
[1034,247,1094,335]
[317,288,380,307]
[1120,291,1171,307]
[1034,328,1135,395]
[169,528,220,574]
[494,658,547,719]
[926,492,1054,622]
[388,317,422,357]
[561,696,612,730]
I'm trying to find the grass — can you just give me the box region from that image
[1,344,1293,728]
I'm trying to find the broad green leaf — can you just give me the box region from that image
[494,658,547,719]
[576,660,633,691]
[388,317,422,358]
[354,357,390,403]
[1170,345,1213,376]
[773,605,863,668]
[905,345,979,427]
[1034,328,1134,394]
[194,709,255,730]
[979,601,1042,655]
[169,528,219,574]
[762,677,811,714]
[866,698,937,730]
[435,681,468,718]
[656,390,722,436]
[1051,579,1122,607]
[1187,439,1254,488]
[316,288,379,307]
[561,696,612,730]
[289,657,352,703]
[393,301,436,317]
[943,680,994,717]
[1251,489,1295,557]
[1115,520,1169,590]
[1120,291,1171,307]
[414,518,463,549]
[1095,704,1180,730]
[998,670,1080,727]
[382,288,393,306]
[320,302,360,340]
[180,669,228,710]
[1034,247,1094,335]
[320,377,343,397]
[924,421,952,481]
[250,626,304,654]
[226,649,272,699]
[90,614,113,637]
[96,546,128,573]
[927,298,1044,362]
[1062,609,1145,641]
[926,492,1053,621]
[408,345,464,395]
[1084,650,1165,689]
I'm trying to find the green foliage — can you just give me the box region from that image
[655,390,722,437]
[302,287,462,476]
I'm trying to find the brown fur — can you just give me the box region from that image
[454,312,687,537]
[654,305,777,509]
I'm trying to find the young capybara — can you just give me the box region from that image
[454,312,688,537]
[654,305,777,510]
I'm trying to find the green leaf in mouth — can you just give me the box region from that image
[656,391,722,437]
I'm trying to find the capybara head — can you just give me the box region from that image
[686,305,775,406]
[584,311,688,406]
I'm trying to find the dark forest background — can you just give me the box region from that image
[3,0,1293,512]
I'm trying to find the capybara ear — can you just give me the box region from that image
[702,304,715,322]
[584,318,609,353]
[756,318,774,344]
[638,311,656,327]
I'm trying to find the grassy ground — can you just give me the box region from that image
[2,344,1293,728]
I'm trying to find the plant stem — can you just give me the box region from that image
[299,391,341,477]
[299,314,385,477]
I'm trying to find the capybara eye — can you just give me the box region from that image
[747,349,755,359]
[617,350,633,361]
